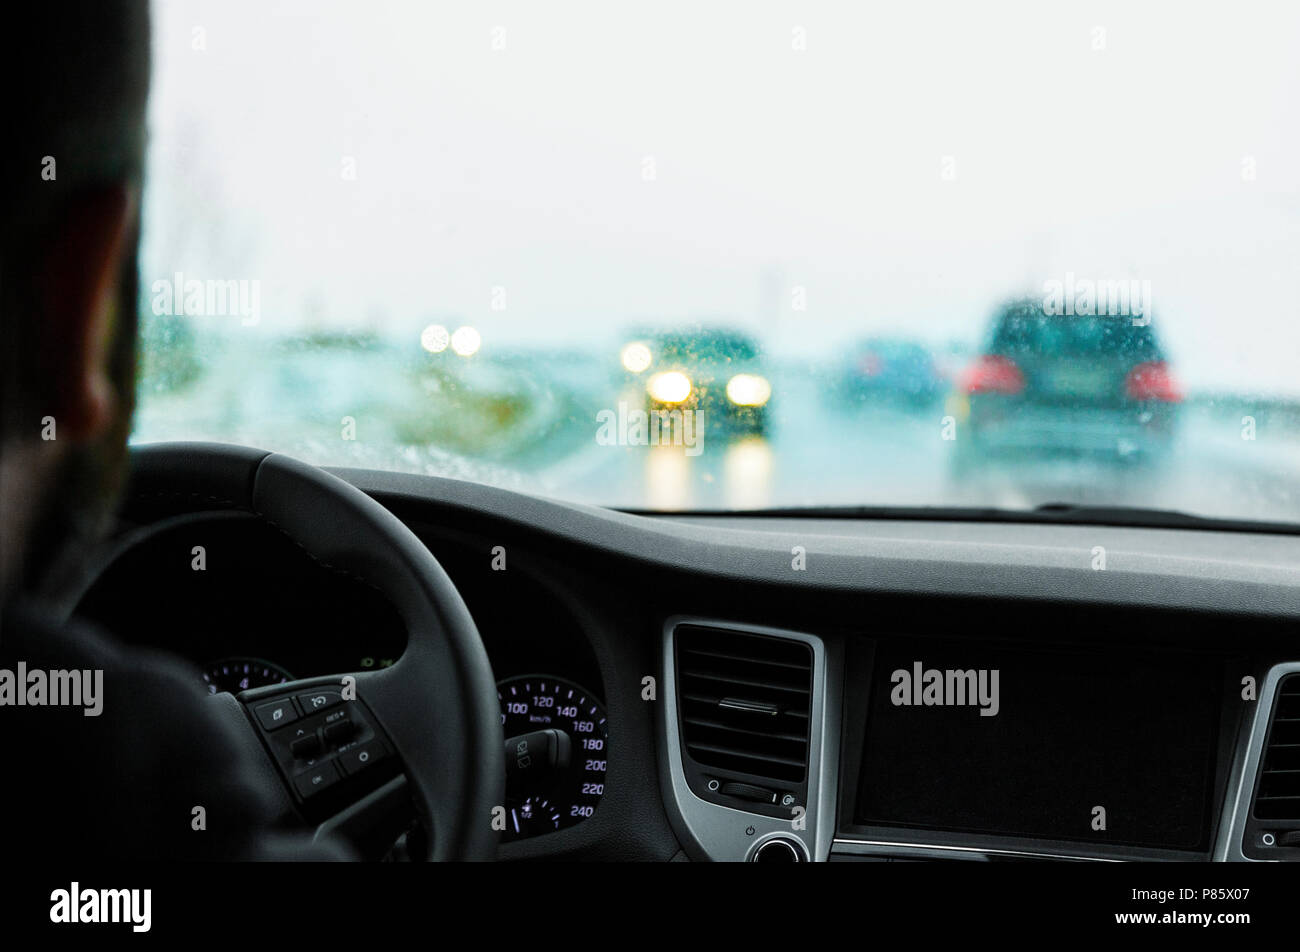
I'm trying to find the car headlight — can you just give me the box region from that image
[726,373,771,406]
[621,341,652,374]
[420,323,450,353]
[647,371,692,404]
[450,325,481,357]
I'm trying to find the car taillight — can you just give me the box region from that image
[858,352,882,376]
[1125,361,1182,402]
[961,354,1024,395]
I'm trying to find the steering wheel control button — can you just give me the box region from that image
[290,731,323,759]
[296,689,343,714]
[339,742,387,776]
[243,683,400,816]
[323,719,356,745]
[294,761,342,798]
[254,698,301,731]
[720,781,777,804]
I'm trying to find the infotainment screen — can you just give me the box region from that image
[854,638,1223,850]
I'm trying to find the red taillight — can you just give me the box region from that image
[858,352,882,376]
[1125,361,1182,402]
[961,354,1024,395]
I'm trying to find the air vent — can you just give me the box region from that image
[676,625,812,783]
[1254,674,1300,820]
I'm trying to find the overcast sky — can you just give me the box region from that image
[142,0,1300,394]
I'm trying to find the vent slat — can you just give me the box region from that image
[685,742,807,769]
[680,671,810,696]
[682,716,809,744]
[682,647,810,672]
[676,626,812,784]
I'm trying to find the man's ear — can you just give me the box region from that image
[37,185,137,442]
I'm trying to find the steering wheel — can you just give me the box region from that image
[125,442,504,861]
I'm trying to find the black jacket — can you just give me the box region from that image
[0,598,350,860]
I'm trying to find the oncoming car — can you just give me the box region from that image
[619,325,772,437]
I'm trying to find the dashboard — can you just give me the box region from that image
[73,458,1300,862]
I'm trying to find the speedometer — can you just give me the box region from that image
[497,675,608,841]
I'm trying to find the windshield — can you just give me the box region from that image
[135,1,1300,522]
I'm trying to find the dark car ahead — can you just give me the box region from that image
[839,337,944,410]
[951,300,1182,475]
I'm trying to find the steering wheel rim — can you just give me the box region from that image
[125,442,504,861]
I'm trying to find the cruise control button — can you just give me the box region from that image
[294,761,341,798]
[254,698,300,731]
[323,720,355,744]
[291,732,323,759]
[295,689,343,715]
[339,742,387,776]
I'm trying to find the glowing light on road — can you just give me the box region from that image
[646,444,693,510]
[724,436,774,509]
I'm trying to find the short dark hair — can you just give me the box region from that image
[1,0,151,442]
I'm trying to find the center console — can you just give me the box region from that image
[659,616,1294,862]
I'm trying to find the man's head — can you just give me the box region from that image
[1,1,151,603]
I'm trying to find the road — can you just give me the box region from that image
[532,363,1300,522]
[132,342,1300,524]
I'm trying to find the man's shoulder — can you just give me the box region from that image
[1,596,216,732]
[0,598,349,860]
[2,596,142,672]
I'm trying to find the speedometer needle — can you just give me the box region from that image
[511,809,520,834]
